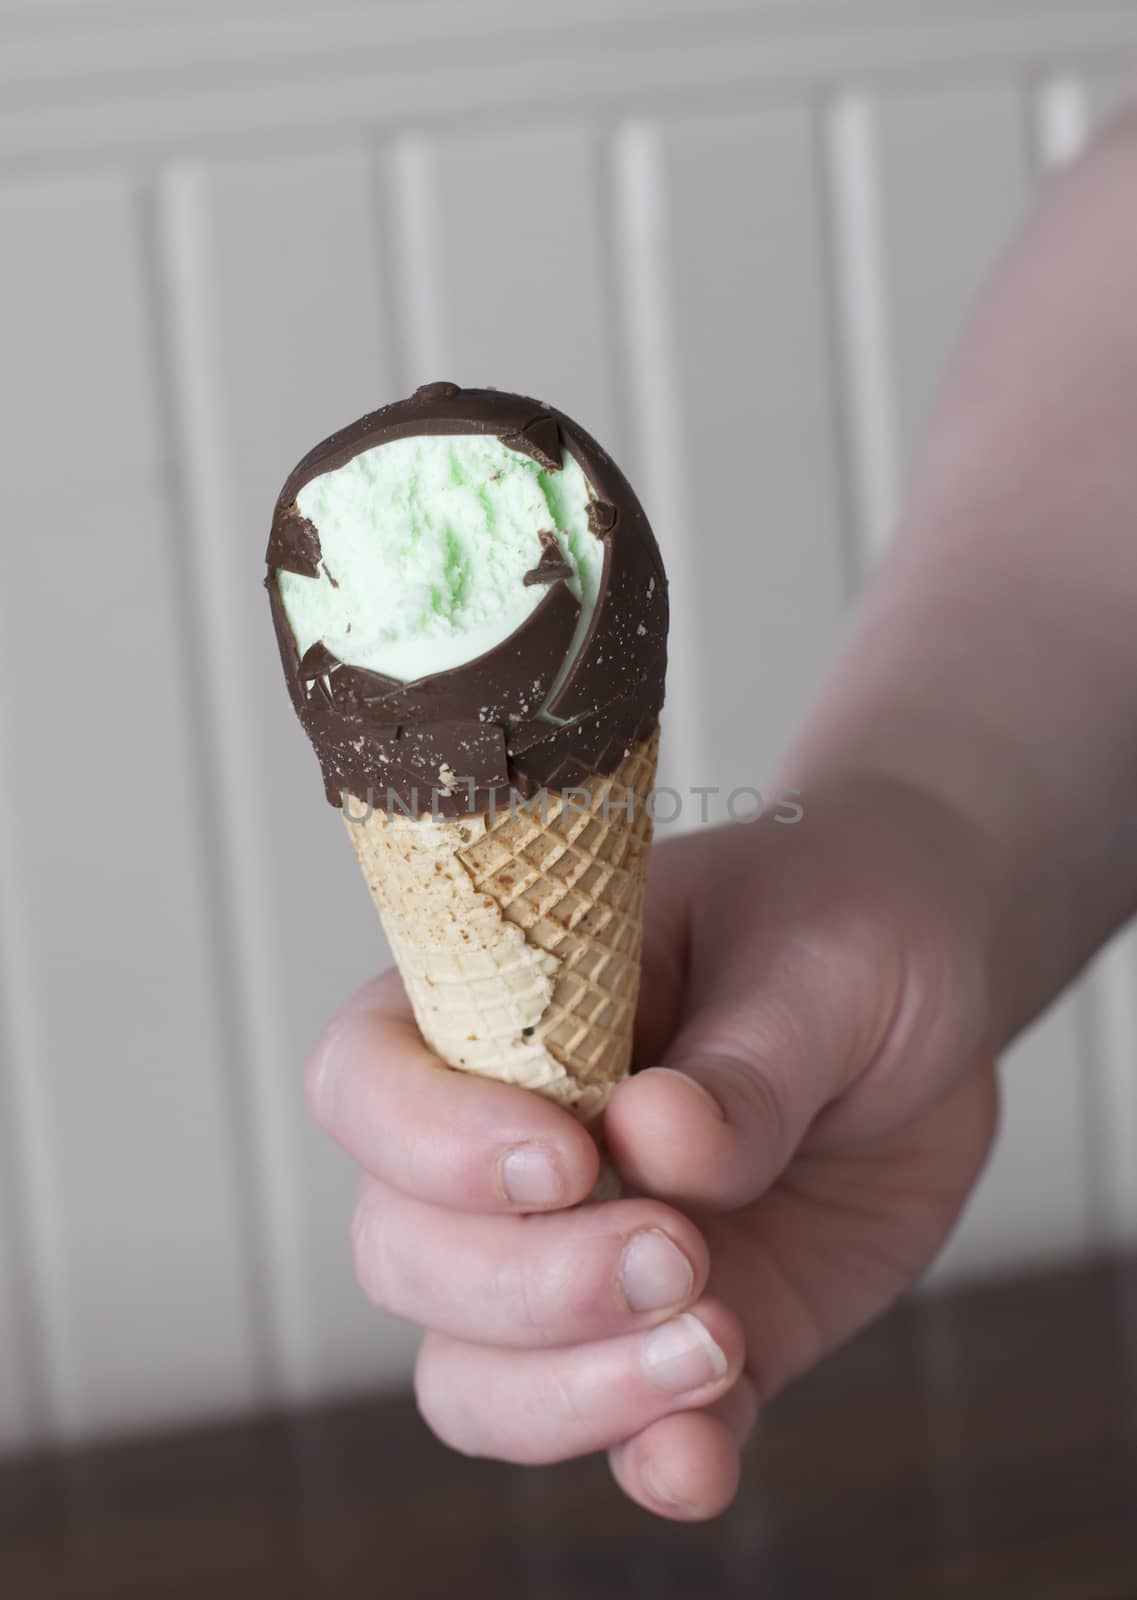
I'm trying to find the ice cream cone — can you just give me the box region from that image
[268,385,668,1200]
[345,729,659,1131]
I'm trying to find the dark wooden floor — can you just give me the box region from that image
[3,1256,1137,1599]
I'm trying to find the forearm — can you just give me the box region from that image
[782,94,1137,1045]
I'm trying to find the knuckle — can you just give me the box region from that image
[735,1058,792,1154]
[697,1044,793,1154]
[402,1122,447,1197]
[497,1229,607,1346]
[496,1242,557,1345]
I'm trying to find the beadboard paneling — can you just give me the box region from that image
[408,125,617,447]
[0,173,259,1438]
[873,80,1034,485]
[3,4,1137,170]
[0,1068,35,1446]
[1082,930,1137,1251]
[158,146,421,1400]
[0,728,45,1451]
[634,105,849,815]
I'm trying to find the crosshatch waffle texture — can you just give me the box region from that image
[345,731,660,1124]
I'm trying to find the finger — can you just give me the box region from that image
[608,1414,739,1522]
[352,1178,707,1347]
[307,969,598,1212]
[604,1054,807,1213]
[414,1299,744,1465]
[607,1372,758,1521]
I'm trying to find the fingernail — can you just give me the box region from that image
[641,1314,728,1394]
[499,1143,563,1207]
[619,1230,695,1314]
[638,1067,725,1121]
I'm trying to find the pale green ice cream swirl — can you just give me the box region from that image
[277,434,604,699]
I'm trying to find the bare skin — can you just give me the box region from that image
[307,94,1137,1521]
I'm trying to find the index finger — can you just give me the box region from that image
[306,970,601,1212]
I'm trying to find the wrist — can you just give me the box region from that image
[780,725,1137,1051]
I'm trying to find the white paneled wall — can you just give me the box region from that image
[644,106,850,799]
[159,147,419,1410]
[0,1,1134,1451]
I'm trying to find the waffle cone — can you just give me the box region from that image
[344,730,659,1126]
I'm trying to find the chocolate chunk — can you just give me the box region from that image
[523,530,573,588]
[500,416,563,472]
[587,500,618,536]
[298,641,342,681]
[266,385,668,817]
[413,381,461,401]
[266,509,322,578]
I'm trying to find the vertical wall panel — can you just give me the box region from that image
[824,93,904,572]
[163,146,421,1398]
[621,106,849,819]
[870,83,1101,1280]
[1033,67,1137,1254]
[0,1122,34,1446]
[873,80,1034,469]
[1035,67,1128,173]
[610,120,707,801]
[0,747,44,1448]
[1082,932,1137,1250]
[1081,65,1137,1252]
[1037,77,1091,171]
[0,1243,27,1447]
[405,125,616,447]
[0,175,259,1436]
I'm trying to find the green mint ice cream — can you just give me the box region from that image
[277,433,604,701]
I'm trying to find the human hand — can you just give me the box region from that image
[306,778,999,1521]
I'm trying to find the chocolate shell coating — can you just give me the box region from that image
[266,384,668,815]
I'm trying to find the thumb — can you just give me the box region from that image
[604,780,991,1212]
[604,901,902,1214]
[603,1053,827,1217]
